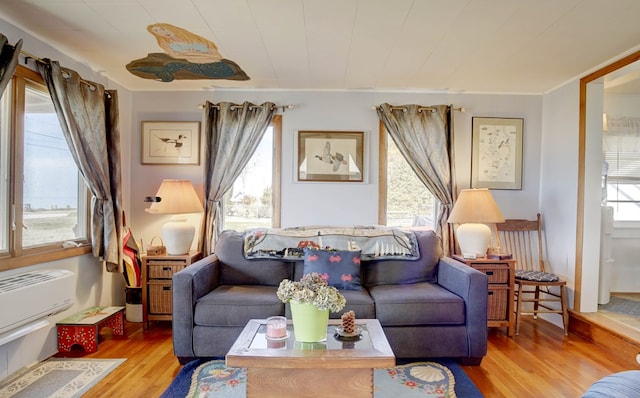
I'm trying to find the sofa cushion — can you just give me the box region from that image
[215,230,292,286]
[284,288,376,320]
[194,285,284,327]
[369,282,465,326]
[332,289,375,318]
[303,248,362,290]
[364,230,442,286]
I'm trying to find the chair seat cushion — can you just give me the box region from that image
[516,270,560,282]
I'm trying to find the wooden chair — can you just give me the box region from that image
[496,213,568,335]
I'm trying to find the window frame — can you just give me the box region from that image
[602,115,640,221]
[377,121,437,227]
[220,115,282,231]
[0,65,91,271]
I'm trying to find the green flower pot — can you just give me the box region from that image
[290,300,329,342]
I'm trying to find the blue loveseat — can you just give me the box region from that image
[172,228,488,365]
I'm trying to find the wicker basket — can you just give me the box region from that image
[149,283,172,314]
[487,286,508,320]
[146,236,166,256]
[473,265,509,283]
[147,261,186,279]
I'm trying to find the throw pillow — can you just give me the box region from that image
[303,248,362,290]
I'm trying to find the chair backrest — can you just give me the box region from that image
[496,213,544,272]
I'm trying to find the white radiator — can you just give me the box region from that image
[0,270,74,335]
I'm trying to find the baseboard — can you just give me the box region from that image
[569,310,640,368]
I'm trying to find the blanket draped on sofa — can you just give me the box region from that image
[243,226,420,261]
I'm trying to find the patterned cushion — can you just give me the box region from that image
[303,248,362,290]
[515,269,560,282]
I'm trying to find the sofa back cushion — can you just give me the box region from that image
[215,230,292,286]
[363,229,442,286]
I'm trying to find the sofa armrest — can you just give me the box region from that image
[172,254,220,360]
[437,256,489,359]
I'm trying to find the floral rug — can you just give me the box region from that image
[0,358,125,398]
[161,359,483,398]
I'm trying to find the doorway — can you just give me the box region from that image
[579,49,640,340]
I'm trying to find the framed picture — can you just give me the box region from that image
[297,131,364,182]
[471,117,523,190]
[141,121,200,165]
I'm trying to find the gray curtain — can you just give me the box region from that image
[37,60,123,272]
[377,103,457,256]
[202,101,277,255]
[0,34,22,98]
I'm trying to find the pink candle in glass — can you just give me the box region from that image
[266,316,287,338]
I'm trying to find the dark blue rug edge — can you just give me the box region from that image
[161,357,483,398]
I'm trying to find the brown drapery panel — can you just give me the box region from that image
[38,59,123,272]
[202,101,277,255]
[377,103,457,256]
[0,34,22,98]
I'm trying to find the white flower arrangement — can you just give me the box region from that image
[277,272,346,312]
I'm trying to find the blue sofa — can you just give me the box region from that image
[172,228,488,365]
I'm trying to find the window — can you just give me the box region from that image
[221,115,281,231]
[379,128,437,227]
[0,65,90,270]
[603,115,640,221]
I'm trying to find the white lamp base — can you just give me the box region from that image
[162,215,195,255]
[456,223,491,258]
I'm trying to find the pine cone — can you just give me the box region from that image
[341,310,356,334]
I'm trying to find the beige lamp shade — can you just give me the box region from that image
[147,179,204,215]
[147,179,203,255]
[448,188,504,257]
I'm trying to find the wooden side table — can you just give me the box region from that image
[142,251,202,329]
[453,255,516,337]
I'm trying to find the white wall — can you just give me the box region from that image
[128,90,543,247]
[583,81,606,312]
[540,77,608,315]
[540,81,580,315]
[0,19,132,381]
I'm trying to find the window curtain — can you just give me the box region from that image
[377,103,457,256]
[0,34,22,98]
[37,60,123,272]
[202,101,277,255]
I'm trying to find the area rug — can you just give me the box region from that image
[161,359,483,398]
[599,296,640,317]
[0,358,125,398]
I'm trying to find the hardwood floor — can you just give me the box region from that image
[56,316,636,397]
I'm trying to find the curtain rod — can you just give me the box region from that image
[20,50,111,98]
[20,49,44,64]
[198,103,294,112]
[371,105,465,113]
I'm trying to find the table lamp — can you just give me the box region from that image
[146,179,204,255]
[447,188,505,258]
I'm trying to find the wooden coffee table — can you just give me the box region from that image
[226,318,395,398]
